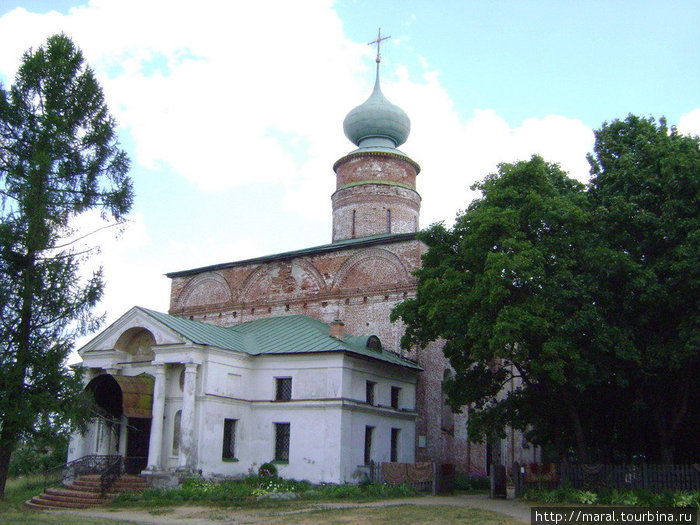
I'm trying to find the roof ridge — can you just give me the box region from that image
[129,308,419,369]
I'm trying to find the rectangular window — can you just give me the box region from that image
[274,422,290,462]
[390,386,401,409]
[222,418,237,460]
[275,377,292,401]
[173,410,182,455]
[391,428,400,462]
[365,381,376,405]
[364,425,374,465]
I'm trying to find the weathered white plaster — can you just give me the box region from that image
[70,312,418,484]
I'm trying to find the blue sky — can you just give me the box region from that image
[0,1,698,354]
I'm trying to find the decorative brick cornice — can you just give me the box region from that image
[336,179,417,192]
[333,150,421,174]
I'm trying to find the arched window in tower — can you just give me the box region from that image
[386,209,392,233]
[352,209,356,238]
[441,369,455,435]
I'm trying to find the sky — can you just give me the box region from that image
[0,0,699,357]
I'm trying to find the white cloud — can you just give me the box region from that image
[2,1,601,352]
[678,108,700,137]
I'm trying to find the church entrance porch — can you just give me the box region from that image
[84,373,155,473]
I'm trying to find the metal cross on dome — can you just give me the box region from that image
[368,28,391,64]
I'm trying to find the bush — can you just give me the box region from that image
[258,462,278,478]
[9,438,68,476]
[305,482,417,500]
[455,473,490,491]
[111,475,419,507]
[521,487,699,508]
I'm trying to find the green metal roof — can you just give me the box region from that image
[138,307,420,370]
[165,232,418,278]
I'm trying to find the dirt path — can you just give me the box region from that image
[37,495,533,524]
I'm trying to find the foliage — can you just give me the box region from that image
[111,474,417,507]
[522,487,699,508]
[8,434,68,476]
[393,155,617,460]
[587,115,700,463]
[258,462,278,478]
[0,33,132,497]
[455,473,490,491]
[394,117,699,462]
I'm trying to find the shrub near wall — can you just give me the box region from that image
[522,487,700,508]
[112,476,418,506]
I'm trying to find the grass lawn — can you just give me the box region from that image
[259,505,524,524]
[2,475,525,524]
[0,475,135,525]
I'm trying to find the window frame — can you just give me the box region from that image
[365,380,376,405]
[274,422,290,462]
[390,386,401,409]
[364,425,374,465]
[390,427,400,462]
[222,418,238,460]
[275,377,292,401]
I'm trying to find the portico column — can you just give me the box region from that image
[178,363,198,470]
[118,415,128,457]
[146,364,166,471]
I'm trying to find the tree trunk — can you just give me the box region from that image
[567,401,589,463]
[0,431,14,498]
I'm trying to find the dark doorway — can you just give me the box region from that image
[86,374,154,474]
[126,418,151,474]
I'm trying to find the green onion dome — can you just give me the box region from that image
[343,72,410,149]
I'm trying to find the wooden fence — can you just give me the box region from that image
[513,462,700,495]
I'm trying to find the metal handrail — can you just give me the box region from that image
[43,454,121,491]
[100,456,123,496]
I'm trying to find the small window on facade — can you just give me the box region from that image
[222,418,237,460]
[391,386,401,409]
[275,377,292,401]
[386,209,392,233]
[364,425,374,465]
[365,381,376,405]
[391,428,400,462]
[274,422,290,462]
[172,410,182,456]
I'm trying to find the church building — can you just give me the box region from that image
[68,45,535,484]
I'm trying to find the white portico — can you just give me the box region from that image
[67,306,419,484]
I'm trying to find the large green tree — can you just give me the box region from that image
[0,34,132,496]
[587,115,699,463]
[393,156,627,462]
[394,125,699,462]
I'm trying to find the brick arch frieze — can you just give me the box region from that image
[332,248,410,293]
[238,259,327,303]
[176,272,233,308]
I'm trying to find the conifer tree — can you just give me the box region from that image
[0,34,132,496]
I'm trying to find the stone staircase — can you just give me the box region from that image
[25,474,148,509]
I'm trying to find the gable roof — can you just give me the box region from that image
[137,307,420,370]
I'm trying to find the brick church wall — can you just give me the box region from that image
[167,236,491,474]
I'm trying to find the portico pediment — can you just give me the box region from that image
[79,306,188,355]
